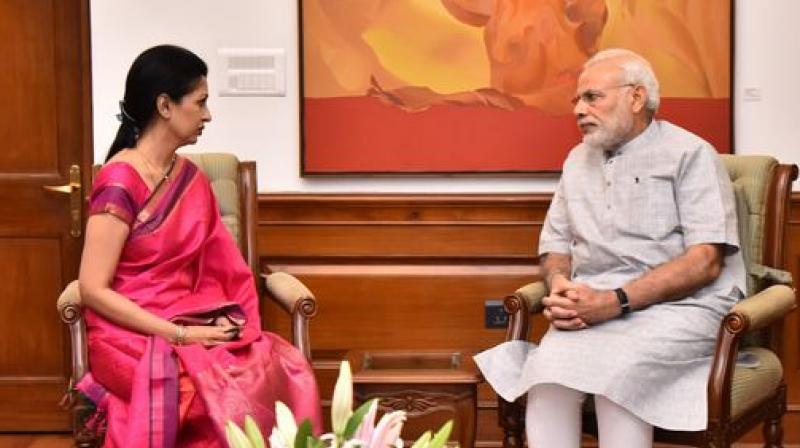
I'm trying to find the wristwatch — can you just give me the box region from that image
[614,288,631,315]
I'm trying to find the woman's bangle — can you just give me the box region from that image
[174,324,187,345]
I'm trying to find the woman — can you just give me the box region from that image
[77,45,321,447]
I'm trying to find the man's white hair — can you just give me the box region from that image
[584,48,660,113]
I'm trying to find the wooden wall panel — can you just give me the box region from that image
[0,238,70,430]
[257,193,800,447]
[780,192,800,445]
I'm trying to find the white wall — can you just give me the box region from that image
[90,0,800,192]
[734,0,800,173]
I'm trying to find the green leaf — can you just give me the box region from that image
[429,420,453,448]
[294,420,313,448]
[342,398,377,439]
[409,430,432,448]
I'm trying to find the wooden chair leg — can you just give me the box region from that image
[702,420,731,448]
[72,394,102,448]
[498,396,525,448]
[763,384,786,448]
[705,433,730,448]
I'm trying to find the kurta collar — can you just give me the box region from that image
[605,119,658,159]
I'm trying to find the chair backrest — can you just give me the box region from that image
[181,153,259,280]
[721,155,794,288]
[722,155,776,295]
[720,154,797,350]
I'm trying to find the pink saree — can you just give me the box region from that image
[77,157,322,447]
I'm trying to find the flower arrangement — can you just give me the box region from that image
[226,360,456,448]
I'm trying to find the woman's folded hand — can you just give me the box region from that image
[184,325,240,346]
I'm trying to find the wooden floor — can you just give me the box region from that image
[0,435,788,448]
[0,435,72,448]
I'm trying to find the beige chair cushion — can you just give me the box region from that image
[722,155,793,296]
[263,272,316,314]
[720,155,776,274]
[731,347,783,419]
[731,183,756,295]
[182,152,242,247]
[57,279,82,310]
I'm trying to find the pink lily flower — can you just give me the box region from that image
[352,400,378,443]
[368,410,406,448]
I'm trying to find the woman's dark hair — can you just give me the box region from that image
[106,45,208,161]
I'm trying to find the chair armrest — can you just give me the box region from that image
[56,280,89,383]
[729,284,796,333]
[261,271,317,360]
[707,284,796,422]
[57,279,82,321]
[512,281,547,313]
[262,272,317,316]
[504,281,547,342]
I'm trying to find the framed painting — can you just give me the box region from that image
[300,1,732,175]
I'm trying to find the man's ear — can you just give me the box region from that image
[630,85,647,113]
[156,94,172,119]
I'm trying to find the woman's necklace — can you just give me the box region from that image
[138,151,177,187]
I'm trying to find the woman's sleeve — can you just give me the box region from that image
[88,166,139,227]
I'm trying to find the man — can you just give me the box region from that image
[475,48,745,448]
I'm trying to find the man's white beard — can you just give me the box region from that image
[581,106,634,151]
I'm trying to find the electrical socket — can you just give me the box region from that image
[485,300,508,329]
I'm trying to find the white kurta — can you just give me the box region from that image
[475,120,746,431]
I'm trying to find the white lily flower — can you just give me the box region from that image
[319,432,339,447]
[225,420,255,448]
[331,361,354,435]
[244,415,265,448]
[225,422,237,448]
[268,430,289,448]
[274,401,298,446]
[260,359,456,448]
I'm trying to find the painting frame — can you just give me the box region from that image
[299,1,734,176]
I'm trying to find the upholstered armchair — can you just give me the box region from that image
[497,155,797,448]
[57,153,318,447]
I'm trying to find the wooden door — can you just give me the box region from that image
[0,0,91,431]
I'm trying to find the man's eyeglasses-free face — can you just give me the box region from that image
[571,84,637,106]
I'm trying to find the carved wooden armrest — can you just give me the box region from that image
[57,280,82,324]
[56,279,89,386]
[510,281,547,314]
[707,284,795,422]
[503,281,547,342]
[262,272,318,318]
[261,271,317,360]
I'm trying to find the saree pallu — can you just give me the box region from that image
[78,158,321,447]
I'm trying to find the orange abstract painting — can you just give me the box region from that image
[300,0,732,174]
